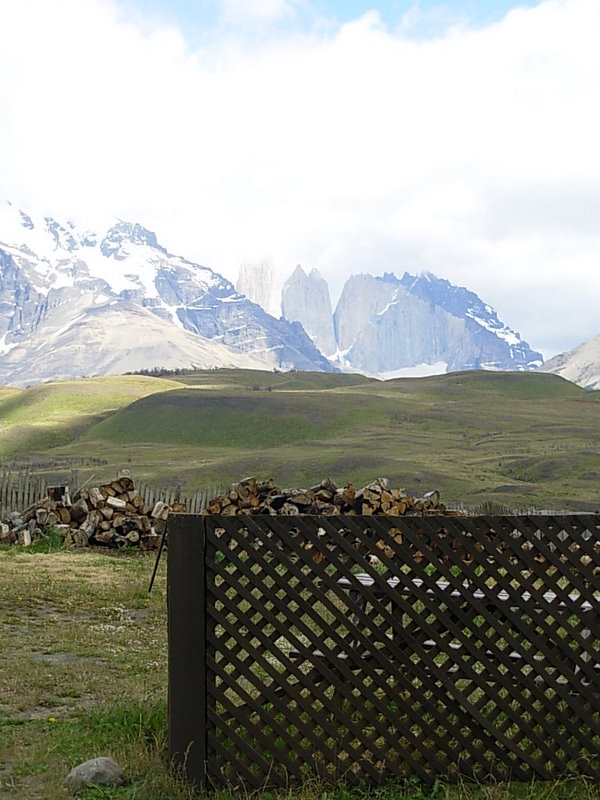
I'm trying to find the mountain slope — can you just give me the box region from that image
[541,333,600,390]
[330,271,542,375]
[0,203,333,386]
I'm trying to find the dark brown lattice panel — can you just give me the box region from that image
[170,514,600,789]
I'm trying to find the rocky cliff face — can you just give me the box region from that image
[333,273,404,355]
[236,260,281,319]
[285,269,543,377]
[0,202,334,386]
[281,266,337,357]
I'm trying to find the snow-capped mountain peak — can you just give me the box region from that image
[0,202,333,386]
[100,222,167,260]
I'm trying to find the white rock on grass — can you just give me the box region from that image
[64,757,126,791]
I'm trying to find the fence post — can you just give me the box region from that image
[167,514,207,788]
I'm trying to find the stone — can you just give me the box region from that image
[64,756,125,791]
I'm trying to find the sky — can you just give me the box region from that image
[0,0,598,360]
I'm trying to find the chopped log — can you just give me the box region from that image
[88,487,104,507]
[78,518,96,539]
[424,489,440,505]
[0,522,13,543]
[70,499,89,522]
[93,529,114,544]
[151,501,170,520]
[56,507,71,525]
[19,528,32,547]
[236,477,257,501]
[139,516,152,533]
[140,532,160,551]
[117,470,135,492]
[107,496,127,510]
[112,512,125,528]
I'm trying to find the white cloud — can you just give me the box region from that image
[217,0,299,24]
[0,0,599,359]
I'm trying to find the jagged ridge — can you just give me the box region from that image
[283,268,543,376]
[0,202,334,386]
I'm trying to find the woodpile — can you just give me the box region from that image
[203,478,597,575]
[203,476,452,517]
[202,476,462,565]
[0,470,185,550]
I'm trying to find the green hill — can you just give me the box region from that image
[3,368,597,511]
[0,375,182,457]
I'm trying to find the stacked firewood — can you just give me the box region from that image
[203,476,451,517]
[0,471,185,549]
[201,476,461,566]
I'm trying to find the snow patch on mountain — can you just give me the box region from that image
[0,201,334,385]
[371,361,449,380]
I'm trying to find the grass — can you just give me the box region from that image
[83,390,389,448]
[1,368,597,511]
[0,547,188,798]
[1,549,600,799]
[0,375,182,457]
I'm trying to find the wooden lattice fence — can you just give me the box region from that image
[167,514,600,789]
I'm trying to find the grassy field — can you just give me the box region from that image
[0,375,180,459]
[2,546,600,799]
[1,369,600,510]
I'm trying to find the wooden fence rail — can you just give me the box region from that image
[0,470,218,519]
[0,471,55,519]
[167,513,600,790]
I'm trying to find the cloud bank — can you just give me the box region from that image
[0,0,598,359]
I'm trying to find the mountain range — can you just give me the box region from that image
[0,200,597,389]
[0,203,331,386]
[280,266,542,376]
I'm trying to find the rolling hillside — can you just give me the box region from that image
[0,375,182,458]
[1,369,599,511]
